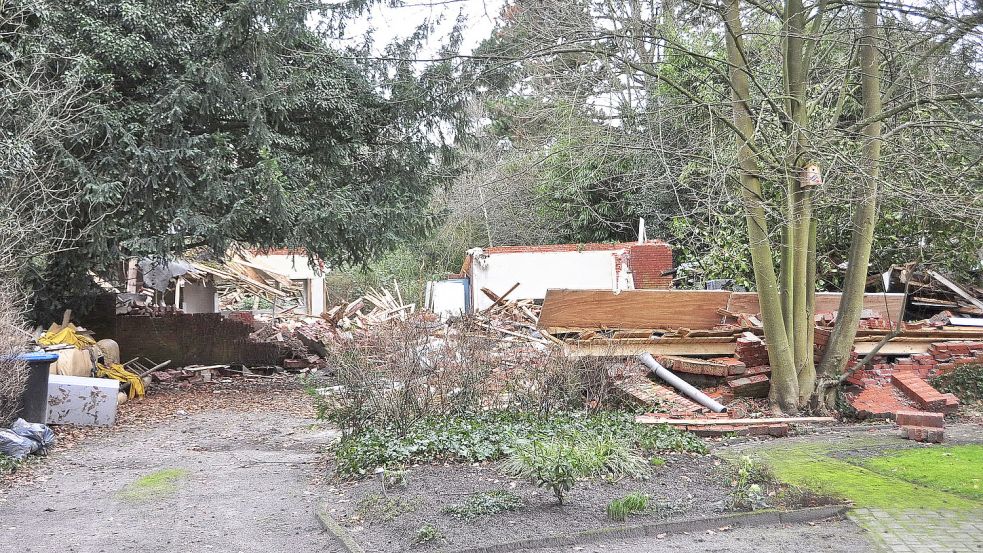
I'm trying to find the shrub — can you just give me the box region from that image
[606,492,649,521]
[728,456,774,511]
[412,523,443,546]
[931,364,983,403]
[501,434,650,482]
[0,286,29,425]
[442,490,523,520]
[320,318,588,437]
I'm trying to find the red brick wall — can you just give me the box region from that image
[111,313,281,366]
[629,243,674,289]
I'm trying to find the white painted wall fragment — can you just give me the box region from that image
[468,248,630,310]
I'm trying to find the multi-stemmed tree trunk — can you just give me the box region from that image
[815,2,883,382]
[475,0,983,413]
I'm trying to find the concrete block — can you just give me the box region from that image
[47,374,120,426]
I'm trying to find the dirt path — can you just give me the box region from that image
[0,382,343,553]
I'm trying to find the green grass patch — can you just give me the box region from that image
[118,468,189,501]
[863,445,983,501]
[743,443,979,511]
[606,492,649,521]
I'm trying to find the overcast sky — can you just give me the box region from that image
[337,0,506,55]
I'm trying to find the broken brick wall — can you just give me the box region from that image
[628,243,673,289]
[109,313,281,366]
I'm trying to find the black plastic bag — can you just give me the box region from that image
[0,428,37,461]
[12,418,56,453]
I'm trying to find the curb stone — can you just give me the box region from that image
[315,502,367,553]
[315,502,849,553]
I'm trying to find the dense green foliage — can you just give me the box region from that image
[931,365,983,403]
[9,0,462,321]
[332,411,706,477]
[441,490,524,520]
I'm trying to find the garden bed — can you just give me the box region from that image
[322,453,732,552]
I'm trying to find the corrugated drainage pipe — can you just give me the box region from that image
[638,353,727,413]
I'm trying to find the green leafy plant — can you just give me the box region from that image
[333,411,705,478]
[637,424,708,455]
[442,490,524,520]
[381,468,408,491]
[606,492,649,521]
[300,376,334,421]
[931,364,983,402]
[0,454,21,477]
[518,440,578,505]
[729,456,774,511]
[412,523,444,546]
[354,494,418,523]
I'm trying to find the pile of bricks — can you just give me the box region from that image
[608,363,704,413]
[892,372,960,414]
[655,355,746,377]
[896,409,944,443]
[842,339,979,420]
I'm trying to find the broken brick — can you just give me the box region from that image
[895,410,944,428]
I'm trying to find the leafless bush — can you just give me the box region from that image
[321,315,610,435]
[0,286,29,425]
[0,4,93,422]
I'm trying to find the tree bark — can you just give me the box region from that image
[816,2,883,381]
[724,0,798,414]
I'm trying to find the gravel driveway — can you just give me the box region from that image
[0,382,343,553]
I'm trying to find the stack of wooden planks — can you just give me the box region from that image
[321,285,416,328]
[538,288,983,357]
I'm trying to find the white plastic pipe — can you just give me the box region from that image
[638,353,727,413]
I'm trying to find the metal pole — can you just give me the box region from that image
[638,353,727,413]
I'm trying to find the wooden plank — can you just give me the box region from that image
[636,415,835,426]
[563,341,736,358]
[538,289,731,330]
[727,292,906,324]
[927,270,983,312]
[853,342,929,355]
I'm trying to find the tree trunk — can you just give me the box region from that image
[816,2,883,382]
[785,0,816,405]
[724,0,798,414]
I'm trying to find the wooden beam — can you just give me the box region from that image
[539,289,732,330]
[926,270,983,312]
[636,415,835,426]
[853,342,928,355]
[728,292,906,324]
[563,342,736,358]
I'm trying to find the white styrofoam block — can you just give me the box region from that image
[429,279,468,319]
[47,374,120,426]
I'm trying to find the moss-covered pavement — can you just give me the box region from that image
[718,424,983,552]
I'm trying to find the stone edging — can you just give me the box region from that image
[316,502,849,553]
[315,502,367,553]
